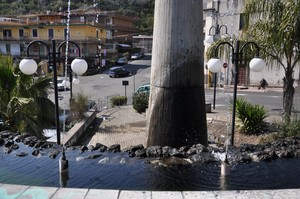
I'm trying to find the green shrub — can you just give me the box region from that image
[70,93,89,120]
[132,93,149,113]
[234,97,269,135]
[277,116,300,137]
[110,96,127,107]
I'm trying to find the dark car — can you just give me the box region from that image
[116,57,128,65]
[108,66,130,78]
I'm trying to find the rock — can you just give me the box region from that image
[76,156,85,161]
[124,144,144,152]
[98,157,109,164]
[189,153,216,164]
[162,146,172,157]
[99,145,108,152]
[135,149,147,158]
[49,150,59,159]
[4,140,14,148]
[0,138,5,146]
[87,145,95,151]
[169,148,186,158]
[86,154,102,159]
[32,149,40,156]
[108,144,121,153]
[149,157,191,167]
[146,146,162,157]
[119,158,126,164]
[15,152,28,157]
[80,145,88,153]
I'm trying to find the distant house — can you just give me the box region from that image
[0,10,138,75]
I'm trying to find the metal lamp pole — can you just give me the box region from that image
[20,39,86,145]
[212,40,263,145]
[24,39,61,144]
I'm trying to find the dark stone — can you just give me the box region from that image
[32,149,40,156]
[49,150,59,159]
[146,146,162,157]
[80,145,88,153]
[162,146,172,157]
[99,145,108,152]
[86,154,102,159]
[169,148,186,158]
[108,144,121,153]
[0,138,5,146]
[124,144,144,152]
[10,144,19,150]
[34,140,45,148]
[189,153,216,163]
[4,140,14,148]
[135,148,147,158]
[15,152,28,157]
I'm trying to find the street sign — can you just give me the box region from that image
[122,80,129,86]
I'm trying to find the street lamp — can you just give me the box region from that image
[207,40,266,145]
[19,39,87,145]
[205,24,228,110]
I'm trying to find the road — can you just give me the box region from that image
[50,54,300,117]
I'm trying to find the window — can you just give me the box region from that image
[32,29,38,37]
[19,29,24,38]
[3,29,12,37]
[80,16,85,23]
[64,28,70,39]
[48,29,54,39]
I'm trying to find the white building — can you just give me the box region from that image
[203,0,300,88]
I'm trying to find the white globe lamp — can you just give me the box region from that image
[249,57,266,72]
[207,58,223,73]
[205,35,214,44]
[71,58,88,75]
[19,58,38,75]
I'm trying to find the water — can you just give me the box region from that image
[0,144,300,191]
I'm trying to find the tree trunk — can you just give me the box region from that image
[146,0,208,148]
[283,67,295,122]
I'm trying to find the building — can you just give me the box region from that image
[203,0,299,88]
[0,10,138,75]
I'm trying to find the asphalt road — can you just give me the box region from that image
[49,54,300,117]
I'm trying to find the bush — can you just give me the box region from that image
[132,93,149,113]
[277,116,300,137]
[110,96,127,107]
[234,97,269,135]
[70,93,89,120]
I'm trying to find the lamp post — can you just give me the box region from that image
[205,24,228,110]
[19,39,88,145]
[207,40,266,145]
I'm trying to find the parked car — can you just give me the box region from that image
[135,84,150,95]
[50,77,70,91]
[130,52,144,60]
[57,78,70,91]
[108,66,130,78]
[116,57,128,65]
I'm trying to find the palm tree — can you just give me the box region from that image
[0,55,56,138]
[242,0,300,122]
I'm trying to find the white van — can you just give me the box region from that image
[135,84,150,95]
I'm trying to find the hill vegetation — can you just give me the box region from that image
[0,0,154,34]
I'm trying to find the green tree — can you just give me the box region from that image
[242,0,300,122]
[0,55,55,138]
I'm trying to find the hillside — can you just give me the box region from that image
[0,0,154,34]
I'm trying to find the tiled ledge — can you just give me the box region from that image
[1,184,299,199]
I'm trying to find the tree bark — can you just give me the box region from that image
[283,67,295,122]
[146,0,208,148]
